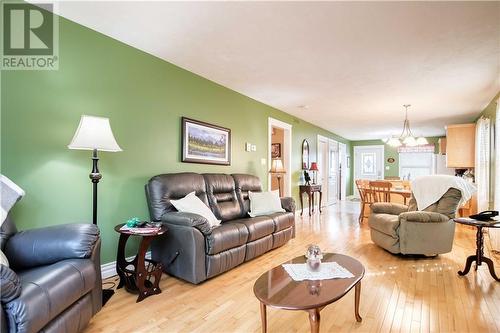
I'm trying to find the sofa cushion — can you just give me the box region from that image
[248,191,285,217]
[146,173,209,221]
[206,222,249,255]
[4,258,96,333]
[368,213,400,238]
[233,174,262,216]
[170,192,221,227]
[267,212,294,232]
[203,174,242,222]
[232,216,275,242]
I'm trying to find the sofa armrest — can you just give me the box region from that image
[371,202,408,215]
[161,212,212,236]
[0,264,21,303]
[5,224,100,270]
[280,197,296,213]
[399,211,450,223]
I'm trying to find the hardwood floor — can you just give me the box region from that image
[87,202,500,333]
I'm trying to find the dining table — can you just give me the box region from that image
[360,185,412,205]
[389,189,412,204]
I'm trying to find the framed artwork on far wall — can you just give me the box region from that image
[271,143,281,158]
[181,117,231,165]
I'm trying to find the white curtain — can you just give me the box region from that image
[491,99,500,251]
[475,116,490,213]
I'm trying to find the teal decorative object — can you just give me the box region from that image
[126,217,141,228]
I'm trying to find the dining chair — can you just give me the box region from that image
[355,179,373,223]
[369,180,393,203]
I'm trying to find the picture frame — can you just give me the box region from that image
[181,117,231,165]
[271,143,281,158]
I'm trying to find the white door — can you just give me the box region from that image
[353,145,384,195]
[339,143,347,200]
[318,139,328,197]
[328,141,339,205]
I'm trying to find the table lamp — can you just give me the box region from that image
[309,162,319,184]
[68,115,122,225]
[269,158,286,197]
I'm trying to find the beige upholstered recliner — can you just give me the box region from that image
[368,188,462,255]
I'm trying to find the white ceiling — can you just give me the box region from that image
[51,1,500,140]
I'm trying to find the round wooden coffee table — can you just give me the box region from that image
[253,253,364,333]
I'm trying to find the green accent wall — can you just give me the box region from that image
[350,137,442,184]
[1,14,350,263]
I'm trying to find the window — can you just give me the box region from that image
[399,152,435,180]
[361,152,376,175]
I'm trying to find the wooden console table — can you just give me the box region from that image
[299,184,322,216]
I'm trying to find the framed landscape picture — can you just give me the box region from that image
[181,117,231,165]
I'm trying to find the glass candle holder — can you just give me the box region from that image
[305,244,323,272]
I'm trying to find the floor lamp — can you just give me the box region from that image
[270,158,286,197]
[68,115,122,305]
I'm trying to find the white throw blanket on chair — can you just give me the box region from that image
[411,175,476,211]
[1,174,25,226]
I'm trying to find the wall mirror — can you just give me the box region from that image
[302,139,310,169]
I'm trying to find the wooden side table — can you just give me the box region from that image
[454,218,500,281]
[114,223,168,302]
[300,184,322,216]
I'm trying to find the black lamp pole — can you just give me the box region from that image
[89,148,114,305]
[89,149,102,225]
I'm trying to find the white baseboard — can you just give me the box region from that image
[101,251,151,279]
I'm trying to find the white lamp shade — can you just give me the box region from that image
[270,159,286,173]
[387,137,402,147]
[68,115,122,152]
[416,136,429,145]
[403,136,418,146]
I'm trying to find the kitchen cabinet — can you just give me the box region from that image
[438,137,446,155]
[458,193,478,217]
[445,123,475,168]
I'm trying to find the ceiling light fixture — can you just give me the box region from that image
[385,104,428,147]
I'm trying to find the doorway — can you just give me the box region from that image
[353,145,384,195]
[317,135,346,207]
[268,118,292,197]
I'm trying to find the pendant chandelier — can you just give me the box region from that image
[385,104,428,147]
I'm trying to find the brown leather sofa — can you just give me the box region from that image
[145,173,295,284]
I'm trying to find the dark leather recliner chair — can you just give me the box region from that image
[145,173,296,284]
[0,216,102,333]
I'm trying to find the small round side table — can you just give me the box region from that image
[114,223,168,302]
[454,218,500,281]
